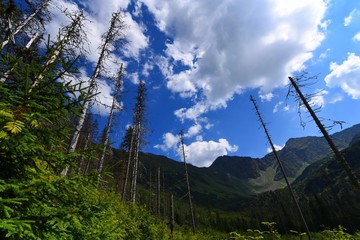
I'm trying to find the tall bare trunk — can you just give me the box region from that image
[77,131,91,174]
[169,193,175,235]
[98,64,123,175]
[1,0,50,50]
[122,127,135,202]
[180,130,196,234]
[63,12,124,176]
[288,76,360,193]
[156,167,161,217]
[250,95,313,240]
[28,10,85,94]
[130,122,141,203]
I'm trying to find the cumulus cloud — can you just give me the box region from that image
[182,139,238,167]
[185,123,202,138]
[325,53,360,99]
[155,129,238,167]
[140,0,327,122]
[329,94,343,104]
[259,92,274,102]
[46,0,149,114]
[353,32,360,42]
[273,101,283,113]
[267,144,284,153]
[309,89,328,108]
[344,9,358,26]
[154,132,180,151]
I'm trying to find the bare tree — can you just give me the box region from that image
[28,10,87,93]
[179,130,196,234]
[97,64,123,175]
[122,81,147,202]
[63,11,125,176]
[156,167,161,217]
[1,0,51,51]
[130,81,146,203]
[250,95,313,240]
[288,75,360,193]
[169,193,175,235]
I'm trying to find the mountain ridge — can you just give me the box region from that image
[108,123,360,211]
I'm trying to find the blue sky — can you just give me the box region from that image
[47,0,360,167]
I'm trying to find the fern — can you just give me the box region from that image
[3,120,24,134]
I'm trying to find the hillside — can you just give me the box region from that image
[239,136,360,232]
[115,124,360,211]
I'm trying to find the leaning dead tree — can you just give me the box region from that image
[179,130,196,234]
[97,64,123,175]
[288,76,360,193]
[0,0,51,83]
[63,11,125,176]
[1,0,51,51]
[28,10,87,94]
[250,95,313,240]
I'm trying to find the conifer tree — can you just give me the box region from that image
[122,81,147,202]
[0,0,51,51]
[130,80,146,203]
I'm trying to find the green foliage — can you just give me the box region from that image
[0,174,170,239]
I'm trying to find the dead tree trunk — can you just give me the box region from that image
[121,127,134,202]
[130,122,141,203]
[127,81,146,203]
[149,171,152,212]
[1,32,41,83]
[28,10,86,94]
[97,64,123,175]
[250,95,313,240]
[179,130,196,234]
[63,12,125,176]
[288,76,360,193]
[156,167,161,217]
[1,0,50,50]
[170,193,175,235]
[77,131,91,174]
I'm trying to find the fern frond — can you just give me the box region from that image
[3,121,24,134]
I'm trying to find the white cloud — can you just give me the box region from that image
[353,32,360,42]
[329,94,343,104]
[267,144,284,153]
[141,0,327,121]
[154,132,180,151]
[182,138,238,167]
[325,53,360,99]
[142,62,154,77]
[122,12,149,59]
[259,92,274,102]
[185,123,202,138]
[273,101,283,113]
[174,102,208,122]
[46,0,149,115]
[344,8,358,26]
[129,72,140,84]
[309,89,328,108]
[319,48,331,60]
